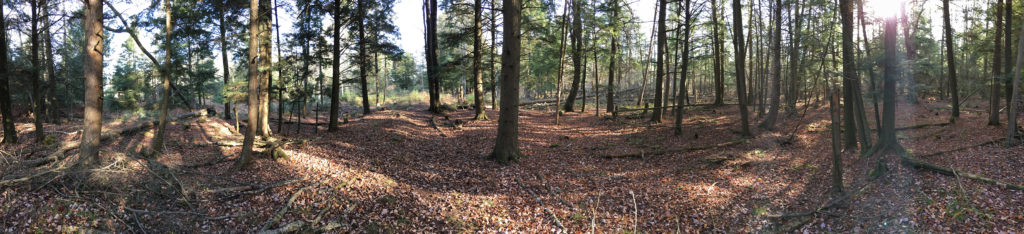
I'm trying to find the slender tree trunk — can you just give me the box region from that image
[78,0,104,168]
[489,0,523,165]
[992,0,1004,126]
[942,0,959,121]
[43,0,57,123]
[674,0,693,135]
[0,4,14,144]
[732,0,750,137]
[563,0,584,112]
[607,1,618,116]
[829,88,843,194]
[760,0,782,130]
[152,0,174,155]
[356,0,371,115]
[1006,0,1014,112]
[785,0,803,113]
[30,0,43,143]
[274,0,285,132]
[490,0,498,109]
[859,0,881,135]
[554,0,570,125]
[329,0,342,131]
[841,0,869,151]
[711,0,724,106]
[221,4,232,120]
[637,3,658,108]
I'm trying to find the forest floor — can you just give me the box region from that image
[1,98,1023,232]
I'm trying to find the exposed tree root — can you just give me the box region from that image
[602,138,745,159]
[429,117,448,137]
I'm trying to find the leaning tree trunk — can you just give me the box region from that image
[78,0,104,169]
[563,0,584,113]
[732,0,750,137]
[489,0,523,165]
[235,0,263,171]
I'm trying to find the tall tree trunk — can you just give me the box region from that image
[236,0,263,170]
[274,0,285,132]
[30,0,43,143]
[760,0,782,130]
[78,0,104,168]
[472,0,489,120]
[651,0,667,123]
[329,0,342,131]
[841,0,869,152]
[152,0,174,155]
[1006,0,1014,112]
[858,0,881,135]
[606,1,618,116]
[674,0,693,135]
[711,0,724,105]
[879,13,902,150]
[0,4,14,144]
[563,0,584,112]
[732,0,750,137]
[942,0,959,121]
[785,0,803,113]
[1008,5,1024,147]
[489,0,523,165]
[258,0,272,136]
[357,0,371,115]
[221,3,232,120]
[426,0,441,113]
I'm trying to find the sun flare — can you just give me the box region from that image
[866,0,906,18]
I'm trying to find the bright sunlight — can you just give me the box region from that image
[866,0,907,18]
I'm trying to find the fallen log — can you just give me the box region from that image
[918,137,1005,158]
[900,153,1024,191]
[602,138,745,159]
[256,221,305,234]
[19,111,206,168]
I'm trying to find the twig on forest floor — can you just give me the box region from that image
[535,172,575,210]
[260,185,310,232]
[630,190,638,234]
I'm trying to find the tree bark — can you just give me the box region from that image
[329,0,342,131]
[759,0,782,130]
[235,0,263,170]
[606,1,618,116]
[554,0,570,125]
[674,0,693,135]
[732,0,750,137]
[942,0,959,121]
[426,0,442,113]
[1008,6,1024,147]
[78,0,104,168]
[489,0,523,165]
[879,13,902,150]
[153,0,174,155]
[472,0,489,120]
[30,0,43,143]
[221,2,232,120]
[991,0,1004,126]
[711,0,724,106]
[563,0,584,113]
[785,0,803,113]
[0,4,16,144]
[357,0,371,115]
[258,0,272,136]
[651,0,667,123]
